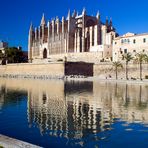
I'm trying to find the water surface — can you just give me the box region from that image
[0,79,148,148]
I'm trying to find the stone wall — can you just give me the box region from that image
[94,63,148,79]
[0,62,147,80]
[33,52,105,64]
[0,63,65,79]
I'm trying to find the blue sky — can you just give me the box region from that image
[0,0,148,51]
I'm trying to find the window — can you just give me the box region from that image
[127,39,130,43]
[115,42,117,45]
[143,38,146,43]
[133,39,136,44]
[143,49,145,52]
[124,49,127,53]
[133,50,136,52]
[121,39,124,44]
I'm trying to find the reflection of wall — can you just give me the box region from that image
[93,82,148,123]
[0,78,148,143]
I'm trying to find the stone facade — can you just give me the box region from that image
[28,9,117,63]
[113,33,148,61]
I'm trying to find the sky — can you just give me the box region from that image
[0,0,148,51]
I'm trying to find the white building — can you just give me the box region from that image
[113,32,148,61]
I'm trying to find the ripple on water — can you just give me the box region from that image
[0,80,148,148]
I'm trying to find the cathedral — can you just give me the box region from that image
[28,9,117,63]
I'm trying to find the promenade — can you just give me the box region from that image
[0,134,41,148]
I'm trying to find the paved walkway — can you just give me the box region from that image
[65,76,148,84]
[0,134,42,148]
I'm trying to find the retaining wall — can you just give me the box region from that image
[94,63,148,79]
[0,62,147,80]
[0,63,65,79]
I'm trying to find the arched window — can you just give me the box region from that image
[43,48,47,59]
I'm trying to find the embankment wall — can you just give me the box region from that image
[94,63,148,79]
[0,62,147,80]
[0,63,65,79]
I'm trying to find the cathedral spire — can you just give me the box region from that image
[106,16,108,27]
[82,7,86,16]
[40,13,46,26]
[29,22,33,32]
[76,11,79,17]
[72,10,77,18]
[67,9,71,20]
[62,16,65,22]
[96,11,100,20]
[109,17,112,26]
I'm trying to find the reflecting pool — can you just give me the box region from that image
[0,79,148,148]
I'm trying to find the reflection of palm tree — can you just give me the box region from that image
[137,85,142,109]
[123,53,133,80]
[124,84,130,107]
[139,85,142,103]
[115,83,118,96]
[135,53,146,80]
[137,85,147,110]
[112,61,123,80]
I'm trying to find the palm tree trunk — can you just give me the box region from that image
[140,62,142,80]
[126,61,128,80]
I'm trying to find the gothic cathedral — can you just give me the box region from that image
[28,9,117,63]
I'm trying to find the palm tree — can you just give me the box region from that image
[144,54,148,70]
[123,53,133,80]
[113,61,123,80]
[135,53,146,80]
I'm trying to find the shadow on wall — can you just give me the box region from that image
[65,62,94,77]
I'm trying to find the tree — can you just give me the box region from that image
[135,53,146,80]
[0,50,4,59]
[123,53,133,80]
[112,61,123,80]
[144,54,148,70]
[0,50,6,65]
[4,47,27,63]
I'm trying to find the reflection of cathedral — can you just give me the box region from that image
[26,80,148,145]
[27,81,104,141]
[28,9,117,62]
[0,79,148,146]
